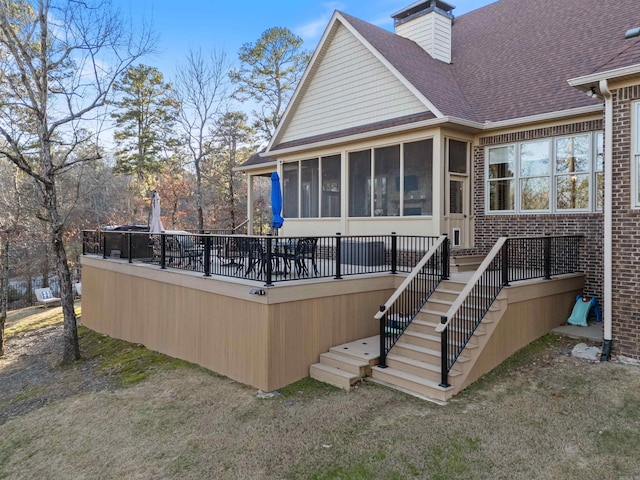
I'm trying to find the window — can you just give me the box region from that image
[300,158,319,218]
[283,162,299,218]
[349,139,433,217]
[486,131,602,213]
[488,145,515,211]
[634,102,640,207]
[349,150,372,217]
[321,155,341,217]
[282,155,341,218]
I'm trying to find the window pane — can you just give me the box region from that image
[321,155,341,217]
[520,177,549,210]
[596,172,604,210]
[349,150,371,217]
[596,132,604,172]
[300,158,319,218]
[283,162,299,218]
[449,140,467,173]
[556,135,590,173]
[489,180,514,211]
[404,139,433,216]
[520,140,550,176]
[488,146,515,178]
[450,180,463,213]
[557,174,589,209]
[374,145,400,216]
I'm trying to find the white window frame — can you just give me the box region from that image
[485,131,603,214]
[632,101,640,208]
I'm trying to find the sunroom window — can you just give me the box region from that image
[348,139,433,217]
[283,155,342,218]
[519,140,550,211]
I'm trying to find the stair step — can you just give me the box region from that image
[310,363,361,391]
[319,352,371,376]
[402,327,480,351]
[392,340,474,364]
[386,353,462,383]
[411,318,486,336]
[371,365,452,402]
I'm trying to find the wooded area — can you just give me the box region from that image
[0,0,310,360]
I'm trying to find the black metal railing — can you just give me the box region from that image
[82,230,441,286]
[375,236,450,368]
[437,235,582,387]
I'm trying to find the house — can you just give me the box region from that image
[240,0,640,363]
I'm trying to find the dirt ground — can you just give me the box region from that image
[2,308,640,480]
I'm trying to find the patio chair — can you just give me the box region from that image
[166,233,203,268]
[285,237,319,276]
[234,237,267,277]
[35,287,61,308]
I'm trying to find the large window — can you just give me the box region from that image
[283,155,341,218]
[349,139,433,217]
[487,131,603,213]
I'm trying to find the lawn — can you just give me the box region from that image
[1,306,639,479]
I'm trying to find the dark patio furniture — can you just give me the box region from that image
[282,237,319,276]
[235,237,267,277]
[166,233,203,268]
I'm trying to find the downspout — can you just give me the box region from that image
[599,79,613,361]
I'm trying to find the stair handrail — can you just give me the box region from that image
[375,235,449,320]
[436,234,582,388]
[436,237,507,334]
[375,235,450,367]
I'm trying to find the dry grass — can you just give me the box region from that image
[2,308,640,479]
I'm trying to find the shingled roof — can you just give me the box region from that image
[252,0,639,163]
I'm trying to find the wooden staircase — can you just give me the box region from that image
[309,277,508,403]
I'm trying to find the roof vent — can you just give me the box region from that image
[626,27,640,39]
[392,0,455,64]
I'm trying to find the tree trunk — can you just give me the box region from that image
[0,238,9,357]
[195,160,204,231]
[45,178,80,364]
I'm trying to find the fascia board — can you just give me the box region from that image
[568,64,640,90]
[483,105,603,130]
[233,160,277,173]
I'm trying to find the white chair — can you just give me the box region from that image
[35,287,62,308]
[74,282,82,299]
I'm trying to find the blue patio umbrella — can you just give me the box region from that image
[271,172,284,229]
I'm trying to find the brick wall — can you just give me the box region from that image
[611,85,640,360]
[473,120,604,304]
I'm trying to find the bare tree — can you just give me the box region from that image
[0,161,22,356]
[175,49,230,231]
[0,0,154,363]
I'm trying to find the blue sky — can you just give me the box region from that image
[115,0,495,76]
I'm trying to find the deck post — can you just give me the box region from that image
[160,233,166,269]
[127,233,133,263]
[543,234,552,280]
[264,236,273,286]
[102,232,106,259]
[442,234,450,280]
[334,233,342,279]
[391,232,397,274]
[501,239,510,286]
[378,306,388,368]
[204,235,211,277]
[439,315,450,388]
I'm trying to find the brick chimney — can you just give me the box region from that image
[392,0,455,64]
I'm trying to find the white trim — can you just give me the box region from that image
[483,105,603,130]
[632,101,640,209]
[568,64,640,89]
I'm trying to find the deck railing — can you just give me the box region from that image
[436,235,582,388]
[82,230,440,285]
[374,235,450,368]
